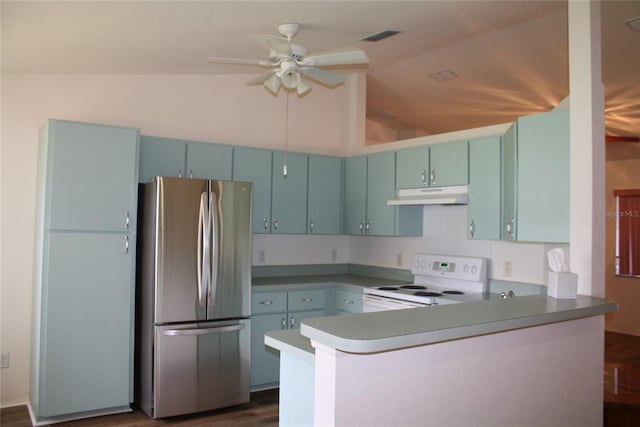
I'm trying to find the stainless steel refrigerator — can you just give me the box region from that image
[135,177,252,419]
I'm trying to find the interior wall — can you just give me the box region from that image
[605,151,640,336]
[0,73,360,406]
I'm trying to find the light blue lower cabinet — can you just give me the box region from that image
[250,313,285,389]
[335,289,363,314]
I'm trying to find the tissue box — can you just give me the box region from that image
[547,272,578,299]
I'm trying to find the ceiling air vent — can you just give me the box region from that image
[360,30,401,42]
[428,70,459,81]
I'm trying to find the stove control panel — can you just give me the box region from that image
[412,253,486,283]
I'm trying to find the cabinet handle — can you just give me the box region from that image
[273,218,279,231]
[309,219,315,232]
[344,299,354,304]
[125,211,130,230]
[124,236,129,254]
[189,169,193,178]
[421,169,427,186]
[259,300,273,305]
[302,297,313,303]
[430,169,436,186]
[289,316,295,329]
[469,220,475,237]
[506,218,515,240]
[281,317,287,330]
[178,168,182,178]
[359,221,365,234]
[365,221,371,234]
[263,218,269,232]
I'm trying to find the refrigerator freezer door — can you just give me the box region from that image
[154,177,209,323]
[207,181,252,320]
[153,320,250,418]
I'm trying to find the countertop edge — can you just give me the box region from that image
[299,296,617,354]
[265,329,315,364]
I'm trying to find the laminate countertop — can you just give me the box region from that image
[267,294,617,356]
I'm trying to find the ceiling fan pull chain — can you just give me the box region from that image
[283,90,289,178]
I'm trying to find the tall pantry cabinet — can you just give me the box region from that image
[31,119,139,422]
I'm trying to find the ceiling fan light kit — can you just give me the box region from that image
[206,23,369,95]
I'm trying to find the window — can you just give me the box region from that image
[614,189,640,277]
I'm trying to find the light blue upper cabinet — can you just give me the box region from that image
[45,119,139,232]
[185,141,233,180]
[468,136,502,240]
[502,123,518,240]
[396,146,429,188]
[366,151,397,236]
[271,151,309,234]
[232,147,273,234]
[139,136,186,183]
[344,156,368,235]
[307,155,343,234]
[514,109,570,243]
[429,140,469,187]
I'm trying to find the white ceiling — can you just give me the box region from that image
[2,1,639,139]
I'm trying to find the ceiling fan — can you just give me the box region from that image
[206,23,369,95]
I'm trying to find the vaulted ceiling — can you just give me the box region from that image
[2,1,638,141]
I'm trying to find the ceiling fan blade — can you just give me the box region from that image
[302,47,369,67]
[297,76,312,95]
[207,56,268,66]
[302,68,346,87]
[247,70,276,85]
[265,35,291,58]
[263,73,282,94]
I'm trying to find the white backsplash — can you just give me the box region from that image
[253,205,555,285]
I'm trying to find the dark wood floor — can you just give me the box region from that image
[3,331,639,426]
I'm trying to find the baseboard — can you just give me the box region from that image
[28,403,131,426]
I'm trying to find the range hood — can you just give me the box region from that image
[387,185,468,206]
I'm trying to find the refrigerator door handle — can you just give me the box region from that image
[209,190,220,311]
[198,191,210,309]
[162,323,245,336]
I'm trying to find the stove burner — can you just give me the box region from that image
[377,286,400,291]
[413,291,443,297]
[399,285,427,290]
[442,290,464,295]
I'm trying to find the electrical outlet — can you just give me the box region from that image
[258,250,266,264]
[0,352,9,369]
[331,249,337,262]
[396,253,403,267]
[503,261,512,277]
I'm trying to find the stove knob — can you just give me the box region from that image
[421,260,426,268]
[471,265,478,274]
[463,264,469,272]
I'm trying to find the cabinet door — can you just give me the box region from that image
[271,151,308,234]
[250,313,285,389]
[396,146,429,189]
[139,135,186,183]
[233,147,273,233]
[366,151,396,236]
[287,309,325,330]
[46,120,138,232]
[185,142,233,180]
[429,140,469,187]
[308,155,343,234]
[468,136,502,240]
[516,109,570,242]
[344,156,368,235]
[502,123,518,240]
[39,232,133,416]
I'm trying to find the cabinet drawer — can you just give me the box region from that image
[251,292,287,315]
[287,289,325,312]
[335,290,363,314]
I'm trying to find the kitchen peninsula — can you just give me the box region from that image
[266,294,616,427]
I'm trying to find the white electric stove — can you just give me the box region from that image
[363,254,488,312]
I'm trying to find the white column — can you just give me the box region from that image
[569,0,606,297]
